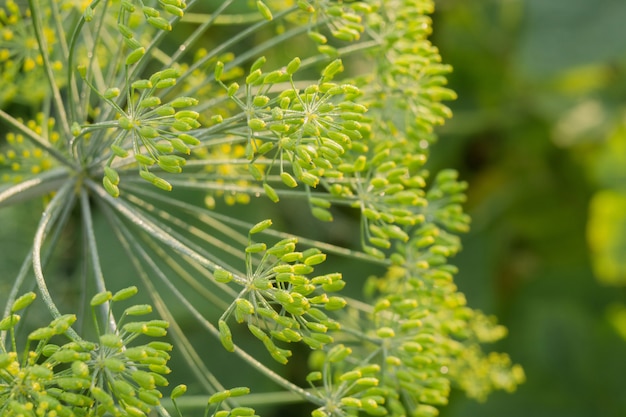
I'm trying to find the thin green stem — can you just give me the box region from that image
[32,179,81,340]
[25,0,71,138]
[79,188,118,333]
[161,390,309,410]
[100,205,230,398]
[86,178,232,275]
[0,168,69,208]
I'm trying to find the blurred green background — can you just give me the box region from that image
[430,0,626,415]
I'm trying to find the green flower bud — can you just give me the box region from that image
[248,118,266,131]
[132,370,156,390]
[250,219,272,234]
[245,242,266,253]
[11,292,36,313]
[29,327,55,340]
[246,69,263,85]
[60,392,93,407]
[171,384,187,399]
[104,357,126,372]
[250,55,266,72]
[280,172,298,188]
[227,82,240,97]
[231,407,256,416]
[163,4,184,17]
[139,96,161,109]
[125,304,153,316]
[325,296,346,310]
[170,96,198,108]
[308,31,327,44]
[263,70,287,84]
[286,57,301,75]
[218,319,234,352]
[214,61,224,80]
[256,0,272,20]
[263,183,279,202]
[126,47,146,66]
[132,79,153,90]
[208,390,230,404]
[147,16,172,31]
[91,386,114,407]
[0,315,19,331]
[327,344,351,363]
[311,207,333,222]
[90,290,112,306]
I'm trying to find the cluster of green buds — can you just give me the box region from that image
[216,57,368,214]
[306,345,390,417]
[295,0,373,52]
[0,287,174,417]
[198,386,256,417]
[75,65,201,197]
[360,0,456,150]
[113,0,187,34]
[215,219,346,364]
[0,114,60,184]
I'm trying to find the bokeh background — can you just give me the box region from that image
[431,0,626,415]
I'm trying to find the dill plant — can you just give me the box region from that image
[0,0,525,416]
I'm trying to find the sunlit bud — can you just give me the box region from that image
[151,107,175,118]
[28,327,55,340]
[126,47,146,65]
[170,96,198,108]
[327,344,351,363]
[125,304,153,316]
[214,61,224,80]
[0,315,19,331]
[100,333,123,349]
[11,292,36,313]
[218,319,234,352]
[147,16,172,31]
[339,370,362,382]
[318,44,338,57]
[132,79,153,90]
[250,219,272,234]
[214,268,233,283]
[286,57,301,75]
[125,37,142,50]
[246,118,265,131]
[246,69,263,85]
[208,390,230,404]
[103,357,126,372]
[263,183,279,202]
[308,31,327,44]
[245,242,266,253]
[60,392,93,407]
[263,70,287,84]
[324,296,346,310]
[118,116,134,130]
[256,0,272,20]
[227,82,240,97]
[304,253,326,266]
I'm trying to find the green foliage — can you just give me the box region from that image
[0,0,522,416]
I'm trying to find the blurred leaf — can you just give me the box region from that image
[587,189,626,285]
[607,303,626,341]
